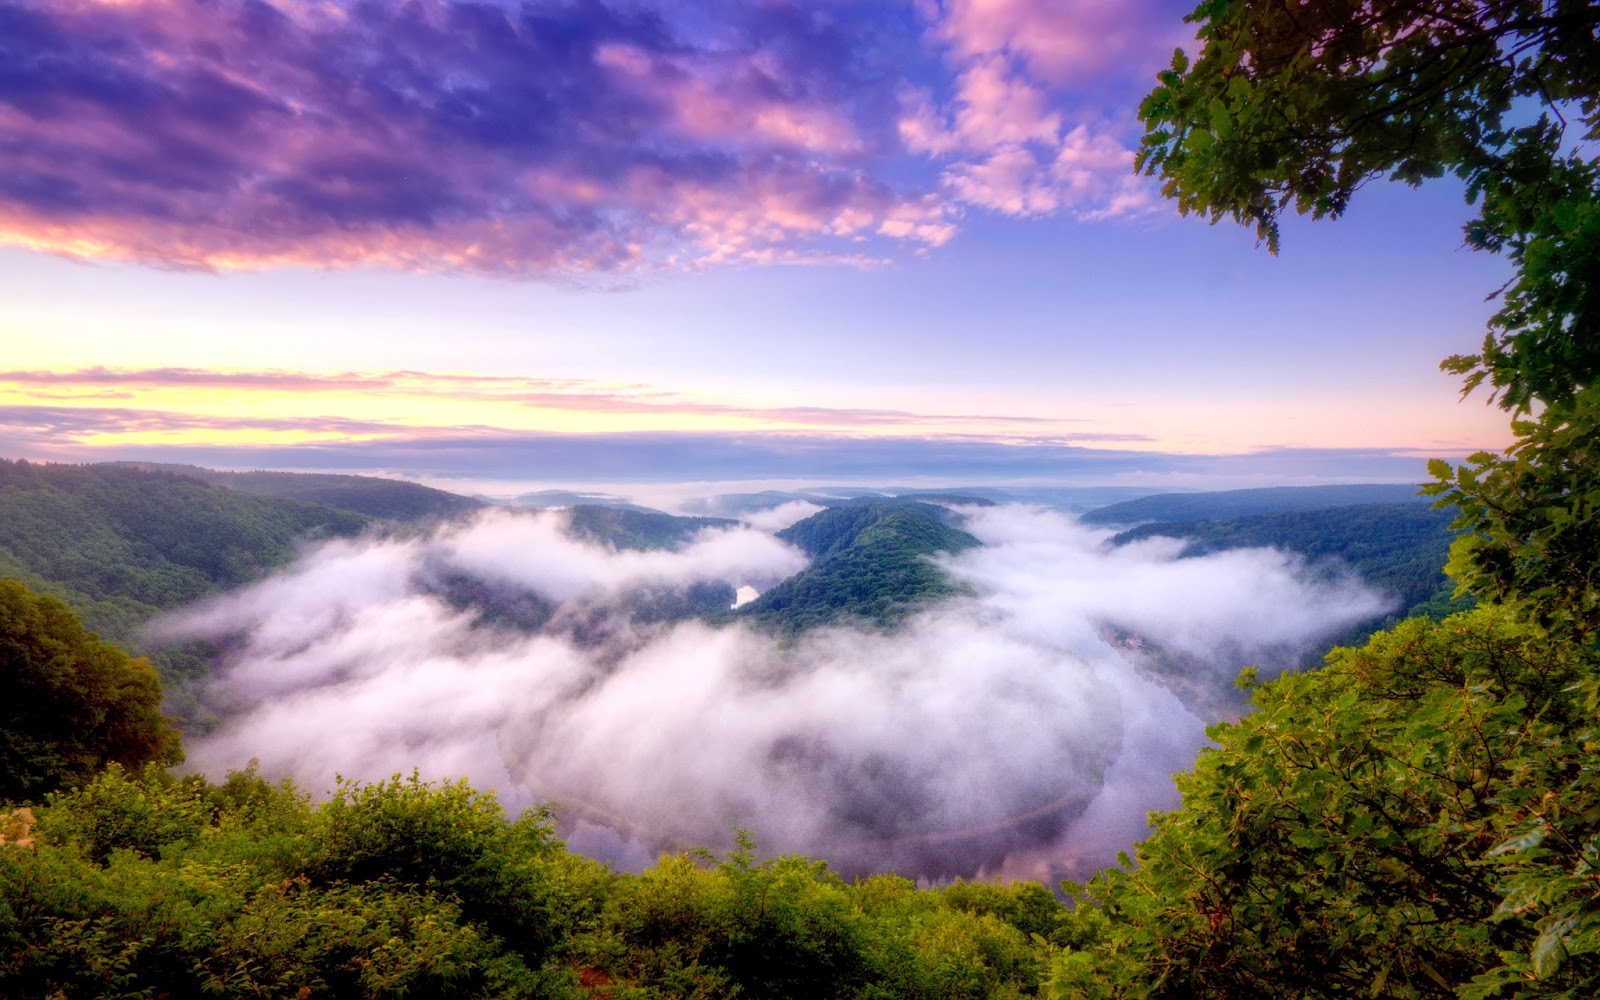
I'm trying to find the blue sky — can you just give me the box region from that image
[0,0,1517,493]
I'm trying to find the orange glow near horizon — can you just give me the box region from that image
[0,363,1518,462]
[0,366,1107,448]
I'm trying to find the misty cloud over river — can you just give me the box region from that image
[160,504,1392,880]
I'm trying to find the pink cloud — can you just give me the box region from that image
[0,367,1078,428]
[911,0,1179,220]
[935,0,1189,86]
[0,0,950,274]
[0,0,1185,273]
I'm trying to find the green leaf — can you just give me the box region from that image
[1208,98,1233,138]
[1531,914,1577,979]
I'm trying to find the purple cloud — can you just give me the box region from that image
[0,0,1182,274]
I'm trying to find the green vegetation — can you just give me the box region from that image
[0,460,370,716]
[6,2,1600,994]
[1111,502,1468,621]
[1027,3,1600,996]
[834,493,996,509]
[1138,0,1600,638]
[114,462,486,521]
[565,505,738,552]
[0,460,369,644]
[0,579,182,803]
[1080,484,1428,527]
[741,503,981,631]
[1,767,1075,999]
[1050,607,1599,999]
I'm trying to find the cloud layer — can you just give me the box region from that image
[166,502,1393,879]
[0,0,1183,274]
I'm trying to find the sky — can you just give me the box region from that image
[0,0,1519,495]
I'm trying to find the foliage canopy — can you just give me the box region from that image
[1138,0,1600,409]
[0,578,182,803]
[1099,3,1600,995]
[1139,0,1600,636]
[1053,609,1600,999]
[0,768,1074,999]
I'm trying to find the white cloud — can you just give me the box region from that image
[168,503,1392,879]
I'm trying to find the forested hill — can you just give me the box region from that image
[830,492,997,509]
[0,460,369,637]
[1079,483,1428,526]
[565,505,738,551]
[0,460,373,719]
[741,502,980,631]
[1110,502,1464,620]
[111,462,484,521]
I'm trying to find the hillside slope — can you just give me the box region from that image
[0,460,373,720]
[566,505,738,551]
[741,503,980,631]
[112,462,484,521]
[1110,502,1464,619]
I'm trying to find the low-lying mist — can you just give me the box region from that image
[160,504,1393,881]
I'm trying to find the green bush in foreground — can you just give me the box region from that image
[0,767,1069,999]
[1051,607,1599,999]
[0,578,182,804]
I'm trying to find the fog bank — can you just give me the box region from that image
[165,504,1393,878]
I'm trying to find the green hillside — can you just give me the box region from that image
[829,493,996,509]
[1079,483,1429,526]
[0,460,372,719]
[565,505,738,551]
[508,489,663,512]
[1110,502,1468,621]
[112,462,484,521]
[741,503,980,631]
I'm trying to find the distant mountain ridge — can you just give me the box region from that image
[565,506,738,551]
[109,462,484,521]
[1079,483,1428,526]
[1111,502,1464,618]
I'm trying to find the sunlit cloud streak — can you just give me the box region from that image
[0,0,1187,274]
[0,417,1442,488]
[0,366,1073,427]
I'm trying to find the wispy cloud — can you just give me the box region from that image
[0,366,1086,432]
[0,0,1188,275]
[169,503,1392,877]
[0,416,1439,487]
[0,365,1464,486]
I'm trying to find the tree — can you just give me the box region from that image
[1070,5,1600,996]
[1136,0,1600,637]
[1050,609,1600,999]
[0,578,182,802]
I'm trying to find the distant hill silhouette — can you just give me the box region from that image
[111,462,483,521]
[1079,483,1427,526]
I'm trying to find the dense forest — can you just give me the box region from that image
[0,459,370,642]
[0,460,374,724]
[1080,484,1430,527]
[739,502,981,632]
[112,463,487,521]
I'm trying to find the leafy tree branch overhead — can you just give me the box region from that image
[1136,0,1600,637]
